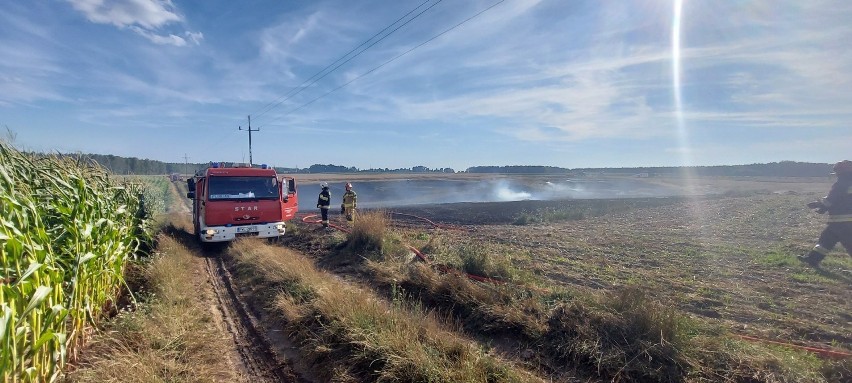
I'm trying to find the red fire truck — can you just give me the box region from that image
[186,162,298,242]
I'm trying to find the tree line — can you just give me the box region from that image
[573,161,833,177]
[60,154,456,175]
[57,153,832,178]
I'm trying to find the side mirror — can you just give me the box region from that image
[288,178,296,194]
[186,192,195,199]
[187,178,196,192]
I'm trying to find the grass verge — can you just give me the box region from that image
[227,238,543,382]
[68,232,237,383]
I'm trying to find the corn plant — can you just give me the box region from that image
[0,142,153,382]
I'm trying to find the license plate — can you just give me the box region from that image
[236,226,258,233]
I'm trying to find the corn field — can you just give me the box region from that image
[0,142,153,382]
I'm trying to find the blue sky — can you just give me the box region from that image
[2,0,850,170]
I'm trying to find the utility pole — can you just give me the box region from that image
[238,115,259,166]
[183,153,189,178]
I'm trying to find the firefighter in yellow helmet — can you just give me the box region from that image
[798,160,852,267]
[341,182,357,222]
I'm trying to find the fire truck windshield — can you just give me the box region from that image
[207,176,279,200]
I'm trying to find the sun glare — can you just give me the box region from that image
[672,0,689,167]
[671,0,707,233]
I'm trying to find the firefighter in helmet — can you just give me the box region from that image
[341,182,357,222]
[316,182,331,227]
[798,160,852,267]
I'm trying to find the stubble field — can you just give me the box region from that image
[297,175,850,353]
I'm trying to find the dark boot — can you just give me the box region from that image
[797,250,825,267]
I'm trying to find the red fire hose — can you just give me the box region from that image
[734,334,851,360]
[301,213,351,233]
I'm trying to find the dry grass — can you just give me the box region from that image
[285,192,843,381]
[227,238,543,382]
[337,212,548,340]
[368,259,548,341]
[68,233,237,383]
[366,246,826,382]
[346,210,390,255]
[544,287,828,382]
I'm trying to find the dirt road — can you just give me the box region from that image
[170,181,313,382]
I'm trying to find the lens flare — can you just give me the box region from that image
[672,0,707,231]
[672,0,690,168]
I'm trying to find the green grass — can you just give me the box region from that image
[789,272,834,284]
[758,251,800,267]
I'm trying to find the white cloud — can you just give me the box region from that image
[66,0,180,28]
[129,25,185,46]
[331,1,852,146]
[65,0,201,46]
[125,26,203,46]
[185,31,203,45]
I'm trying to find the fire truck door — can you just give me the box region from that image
[282,177,298,220]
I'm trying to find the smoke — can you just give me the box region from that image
[302,177,683,208]
[492,179,534,201]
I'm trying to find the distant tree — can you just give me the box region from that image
[466,165,571,174]
[573,161,832,177]
[307,164,354,173]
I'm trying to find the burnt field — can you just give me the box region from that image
[308,175,850,355]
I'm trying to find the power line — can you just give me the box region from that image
[238,115,259,166]
[204,128,242,159]
[257,0,506,128]
[183,153,189,177]
[250,0,443,125]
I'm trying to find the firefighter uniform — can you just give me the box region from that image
[798,160,852,267]
[342,182,357,222]
[317,184,331,227]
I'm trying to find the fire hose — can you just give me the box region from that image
[734,334,851,360]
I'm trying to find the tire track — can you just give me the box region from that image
[169,179,311,382]
[204,254,291,381]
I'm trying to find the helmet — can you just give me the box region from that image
[833,160,852,175]
[345,182,352,190]
[320,182,328,189]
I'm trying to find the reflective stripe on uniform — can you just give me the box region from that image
[827,214,852,222]
[813,244,831,255]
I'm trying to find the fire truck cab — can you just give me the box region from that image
[186,162,298,242]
